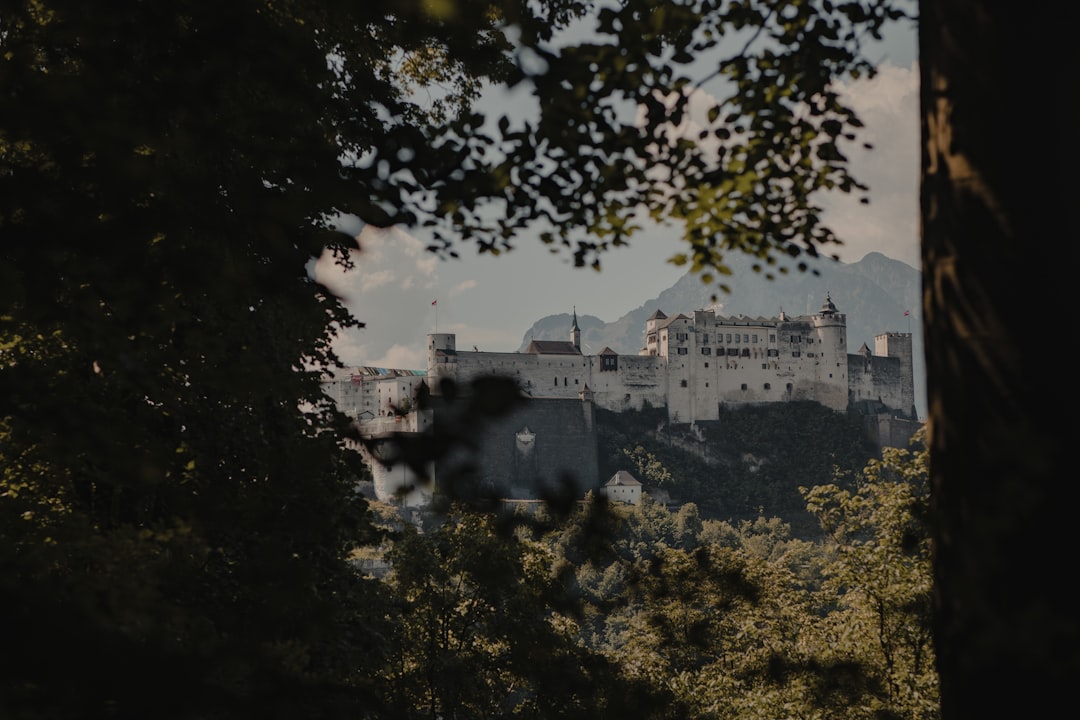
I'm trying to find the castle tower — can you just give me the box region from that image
[642,309,667,355]
[875,332,916,419]
[811,292,849,411]
[427,333,457,396]
[570,306,581,352]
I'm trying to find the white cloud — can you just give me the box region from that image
[368,343,428,370]
[821,62,920,267]
[450,279,477,296]
[311,225,446,370]
[360,269,395,293]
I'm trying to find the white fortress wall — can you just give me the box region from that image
[422,296,914,427]
[597,354,667,411]
[323,370,427,420]
[451,350,594,399]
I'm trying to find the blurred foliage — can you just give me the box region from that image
[1,0,913,716]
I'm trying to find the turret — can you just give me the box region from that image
[427,333,458,395]
[570,306,581,352]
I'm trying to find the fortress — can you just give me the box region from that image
[327,295,918,506]
[429,294,917,424]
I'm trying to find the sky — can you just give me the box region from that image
[312,19,919,372]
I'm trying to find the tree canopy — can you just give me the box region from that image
[3,0,1071,718]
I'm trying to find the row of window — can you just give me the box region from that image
[679,380,795,392]
[668,332,822,345]
[672,332,768,344]
[695,347,791,357]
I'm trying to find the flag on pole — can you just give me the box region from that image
[903,309,910,316]
[431,299,437,306]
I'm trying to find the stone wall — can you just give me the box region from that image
[848,353,909,417]
[431,395,600,500]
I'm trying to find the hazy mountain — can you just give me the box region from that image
[518,251,926,418]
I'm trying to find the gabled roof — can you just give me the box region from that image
[599,346,618,356]
[605,470,642,487]
[647,309,668,320]
[524,340,582,355]
[656,313,689,330]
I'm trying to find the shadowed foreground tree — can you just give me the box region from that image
[918,3,1077,716]
[380,507,675,719]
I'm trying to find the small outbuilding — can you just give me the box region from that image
[600,470,642,505]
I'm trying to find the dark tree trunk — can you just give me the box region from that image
[920,2,1076,717]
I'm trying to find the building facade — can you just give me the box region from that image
[428,299,917,425]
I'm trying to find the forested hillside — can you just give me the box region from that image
[597,402,890,538]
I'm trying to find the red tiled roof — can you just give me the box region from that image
[524,340,581,355]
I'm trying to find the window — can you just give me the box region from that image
[743,334,749,343]
[769,334,776,343]
[786,383,793,392]
[752,334,759,343]
[792,351,801,357]
[677,347,688,355]
[761,363,768,369]
[574,378,579,384]
[701,333,709,344]
[741,383,748,390]
[764,383,771,390]
[726,333,732,343]
[767,348,779,357]
[676,332,688,341]
[741,348,750,357]
[704,362,709,368]
[734,334,740,343]
[564,377,567,385]
[680,379,688,387]
[701,347,711,355]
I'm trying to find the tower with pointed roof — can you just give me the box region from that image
[570,306,581,352]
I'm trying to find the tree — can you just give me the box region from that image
[382,506,672,719]
[624,445,675,489]
[918,4,1078,716]
[0,2,514,716]
[804,432,938,719]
